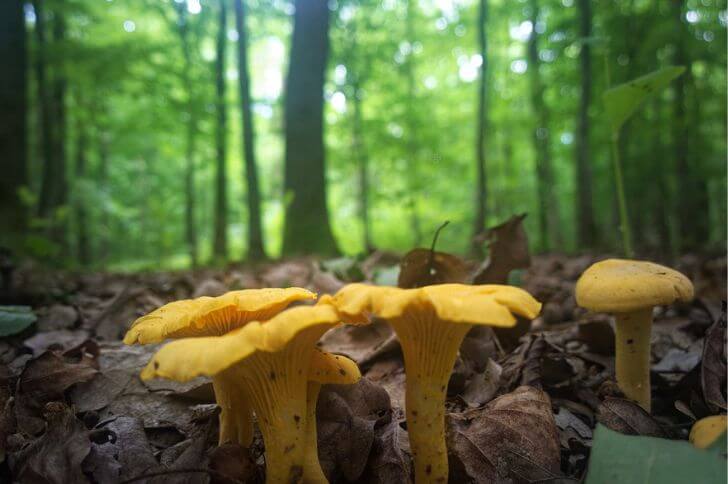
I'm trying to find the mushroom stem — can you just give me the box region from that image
[303,382,328,484]
[394,318,471,484]
[213,376,253,446]
[614,309,653,412]
[226,349,312,484]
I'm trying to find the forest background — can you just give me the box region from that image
[1,0,726,271]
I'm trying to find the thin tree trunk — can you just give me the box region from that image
[575,0,595,248]
[74,106,90,267]
[404,0,422,246]
[34,0,56,219]
[282,0,338,255]
[213,0,228,261]
[352,75,372,253]
[527,0,560,251]
[347,15,373,253]
[234,0,266,261]
[97,112,110,267]
[176,4,199,267]
[50,10,68,246]
[671,0,705,250]
[472,0,488,254]
[0,0,27,250]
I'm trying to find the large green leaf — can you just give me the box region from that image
[603,66,685,132]
[0,305,37,337]
[586,425,726,484]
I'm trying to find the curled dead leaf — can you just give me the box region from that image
[447,386,561,483]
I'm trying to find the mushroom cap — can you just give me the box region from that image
[140,304,341,382]
[124,287,316,344]
[689,415,727,449]
[575,259,694,313]
[308,348,361,385]
[331,283,541,327]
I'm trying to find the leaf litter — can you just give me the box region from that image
[0,220,725,483]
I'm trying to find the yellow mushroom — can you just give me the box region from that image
[575,259,694,412]
[689,415,727,449]
[140,304,352,484]
[124,287,316,342]
[123,287,315,447]
[304,348,361,483]
[331,283,541,484]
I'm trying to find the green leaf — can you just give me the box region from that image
[0,305,37,337]
[603,66,685,132]
[586,425,727,484]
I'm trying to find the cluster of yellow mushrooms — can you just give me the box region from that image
[122,258,721,484]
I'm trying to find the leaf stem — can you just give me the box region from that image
[610,132,633,258]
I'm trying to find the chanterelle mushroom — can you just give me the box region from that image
[575,259,694,412]
[304,348,361,483]
[690,415,727,449]
[123,288,315,446]
[140,304,353,484]
[330,283,541,484]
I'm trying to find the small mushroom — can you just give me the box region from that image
[304,348,361,483]
[689,415,727,449]
[123,287,315,446]
[331,283,541,484]
[141,304,348,484]
[575,259,694,412]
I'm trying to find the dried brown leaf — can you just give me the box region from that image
[472,214,530,285]
[596,397,667,438]
[397,248,469,289]
[447,386,561,483]
[701,308,726,412]
[11,402,90,484]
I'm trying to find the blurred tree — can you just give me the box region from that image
[73,94,90,267]
[234,0,266,261]
[527,0,561,250]
[50,9,68,246]
[175,1,200,267]
[35,0,56,221]
[213,0,229,261]
[404,0,423,246]
[0,0,27,250]
[472,0,489,254]
[282,0,338,255]
[575,0,595,248]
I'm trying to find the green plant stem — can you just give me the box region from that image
[610,132,634,258]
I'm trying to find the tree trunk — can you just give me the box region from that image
[527,0,560,251]
[176,3,199,267]
[671,0,705,250]
[0,0,27,250]
[74,108,90,267]
[213,0,229,261]
[472,0,489,254]
[97,111,111,267]
[575,0,595,248]
[282,0,338,255]
[34,0,56,220]
[49,10,68,248]
[234,0,266,261]
[347,15,373,253]
[404,0,422,246]
[352,75,372,253]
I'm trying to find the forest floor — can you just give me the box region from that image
[0,247,725,483]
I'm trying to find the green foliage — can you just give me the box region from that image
[603,66,686,133]
[22,0,728,268]
[586,425,727,484]
[0,306,37,337]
